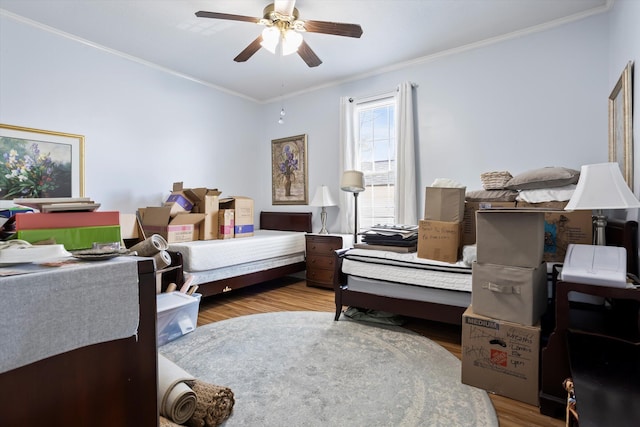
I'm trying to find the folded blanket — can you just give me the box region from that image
[186,380,235,427]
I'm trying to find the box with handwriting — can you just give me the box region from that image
[461,305,540,406]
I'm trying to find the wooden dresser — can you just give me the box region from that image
[305,234,346,289]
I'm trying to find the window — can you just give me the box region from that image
[354,96,396,228]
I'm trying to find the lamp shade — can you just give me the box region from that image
[565,162,640,211]
[310,185,337,207]
[340,170,365,193]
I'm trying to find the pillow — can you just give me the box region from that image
[505,167,580,190]
[465,189,519,202]
[516,184,576,203]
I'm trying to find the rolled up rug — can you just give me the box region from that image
[158,354,197,425]
[129,234,169,257]
[153,250,172,270]
[186,380,235,427]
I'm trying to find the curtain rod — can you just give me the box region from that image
[349,82,418,103]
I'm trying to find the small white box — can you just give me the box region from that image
[156,292,201,346]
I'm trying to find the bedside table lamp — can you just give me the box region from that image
[310,185,337,234]
[565,162,640,245]
[341,170,365,244]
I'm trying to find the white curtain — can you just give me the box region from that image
[339,96,357,234]
[395,81,418,225]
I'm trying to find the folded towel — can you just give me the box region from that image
[186,380,235,427]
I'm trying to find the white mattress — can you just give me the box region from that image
[341,248,472,292]
[168,229,306,272]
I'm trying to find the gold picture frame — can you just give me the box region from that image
[271,134,308,205]
[0,124,85,204]
[608,61,634,190]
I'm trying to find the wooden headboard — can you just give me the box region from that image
[606,219,639,277]
[260,211,312,233]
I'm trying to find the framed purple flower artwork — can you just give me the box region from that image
[271,134,308,205]
[0,124,85,205]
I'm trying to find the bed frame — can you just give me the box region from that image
[333,219,638,326]
[166,211,312,298]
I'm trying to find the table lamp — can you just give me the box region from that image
[565,162,640,245]
[310,185,337,234]
[340,170,365,243]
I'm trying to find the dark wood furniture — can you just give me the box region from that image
[306,234,343,289]
[168,211,312,297]
[333,249,467,325]
[539,219,639,421]
[0,258,158,427]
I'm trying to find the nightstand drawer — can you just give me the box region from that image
[306,241,340,255]
[306,254,336,270]
[306,269,335,284]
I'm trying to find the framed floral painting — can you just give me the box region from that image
[0,124,85,204]
[271,134,308,205]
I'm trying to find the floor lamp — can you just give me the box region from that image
[341,170,365,244]
[565,162,640,245]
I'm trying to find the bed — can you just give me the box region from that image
[334,246,474,325]
[166,211,311,297]
[333,219,638,326]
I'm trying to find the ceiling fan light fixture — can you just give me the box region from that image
[282,29,303,56]
[260,26,280,53]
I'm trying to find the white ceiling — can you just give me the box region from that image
[0,0,610,103]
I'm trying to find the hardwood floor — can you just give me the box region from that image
[196,276,565,427]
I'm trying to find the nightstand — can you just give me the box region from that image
[305,234,350,289]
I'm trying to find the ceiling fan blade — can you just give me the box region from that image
[297,40,322,67]
[302,20,363,38]
[274,0,296,15]
[195,10,260,24]
[234,36,263,62]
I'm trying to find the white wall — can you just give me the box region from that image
[262,13,609,233]
[0,16,261,213]
[0,8,626,235]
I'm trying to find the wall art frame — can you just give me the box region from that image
[0,124,85,204]
[271,134,308,205]
[608,61,634,190]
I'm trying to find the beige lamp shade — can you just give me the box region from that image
[340,170,365,193]
[565,162,640,211]
[310,185,337,207]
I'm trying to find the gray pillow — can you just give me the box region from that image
[505,167,580,190]
[465,189,519,202]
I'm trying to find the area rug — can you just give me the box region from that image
[160,311,498,427]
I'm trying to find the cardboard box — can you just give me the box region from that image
[472,262,548,326]
[219,209,234,239]
[219,196,254,238]
[515,206,592,263]
[140,206,205,243]
[196,190,222,240]
[164,182,197,216]
[424,187,465,222]
[156,292,201,347]
[462,201,517,246]
[476,209,544,268]
[417,219,461,263]
[461,306,540,406]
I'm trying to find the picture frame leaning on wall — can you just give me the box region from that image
[0,124,85,205]
[271,134,308,205]
[608,61,634,191]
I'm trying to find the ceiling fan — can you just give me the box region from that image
[195,0,363,67]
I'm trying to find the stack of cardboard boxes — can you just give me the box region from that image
[139,182,254,244]
[461,209,548,406]
[417,186,466,263]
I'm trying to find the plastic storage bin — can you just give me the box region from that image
[156,292,201,346]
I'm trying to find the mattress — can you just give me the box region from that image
[168,229,306,272]
[341,248,472,292]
